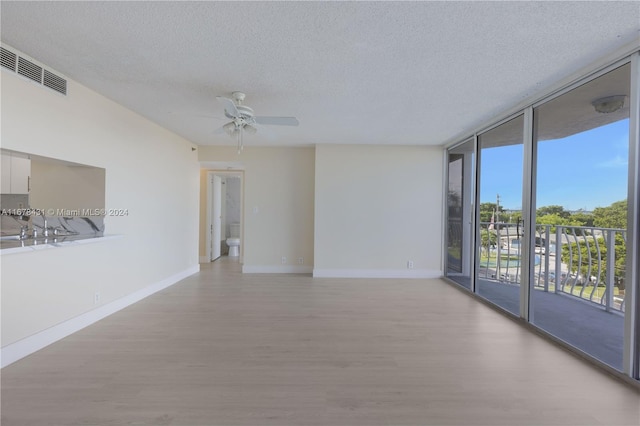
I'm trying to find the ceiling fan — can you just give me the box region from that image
[216,91,299,153]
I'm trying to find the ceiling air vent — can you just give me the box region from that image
[17,56,43,84]
[43,69,67,95]
[1,47,17,71]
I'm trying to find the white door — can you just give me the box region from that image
[211,175,222,261]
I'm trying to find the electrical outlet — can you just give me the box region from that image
[297,257,304,265]
[281,256,287,264]
[407,261,414,269]
[94,292,101,305]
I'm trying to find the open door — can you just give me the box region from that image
[211,175,222,261]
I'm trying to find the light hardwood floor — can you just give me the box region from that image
[2,258,639,425]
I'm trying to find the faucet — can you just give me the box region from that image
[31,211,48,238]
[42,215,50,237]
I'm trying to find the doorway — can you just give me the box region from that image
[206,171,244,263]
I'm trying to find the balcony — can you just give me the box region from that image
[475,222,626,371]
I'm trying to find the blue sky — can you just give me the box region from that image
[480,119,629,211]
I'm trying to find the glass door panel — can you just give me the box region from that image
[530,64,630,371]
[475,115,524,316]
[446,139,475,289]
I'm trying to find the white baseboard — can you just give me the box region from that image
[312,268,442,279]
[242,265,313,274]
[1,264,200,369]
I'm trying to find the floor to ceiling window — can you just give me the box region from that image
[445,138,474,289]
[475,115,524,316]
[530,63,631,371]
[444,51,639,380]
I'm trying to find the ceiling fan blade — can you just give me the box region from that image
[216,96,239,118]
[254,116,299,126]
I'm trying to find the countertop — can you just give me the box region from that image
[0,234,121,255]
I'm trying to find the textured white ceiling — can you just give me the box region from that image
[1,1,639,147]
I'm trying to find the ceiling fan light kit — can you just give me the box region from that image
[215,92,299,153]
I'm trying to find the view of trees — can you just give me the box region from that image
[556,200,628,290]
[478,201,625,229]
[592,200,627,229]
[479,202,502,223]
[560,233,626,289]
[478,199,628,290]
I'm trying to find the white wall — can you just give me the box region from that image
[313,144,443,278]
[199,146,315,272]
[1,66,200,352]
[29,159,105,211]
[199,145,443,277]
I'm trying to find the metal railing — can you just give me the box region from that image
[477,222,626,313]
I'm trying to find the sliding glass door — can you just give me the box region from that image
[475,115,524,316]
[445,138,474,289]
[530,63,631,371]
[444,53,639,380]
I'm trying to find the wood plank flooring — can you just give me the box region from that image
[2,257,639,425]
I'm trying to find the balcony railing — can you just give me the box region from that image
[477,222,626,313]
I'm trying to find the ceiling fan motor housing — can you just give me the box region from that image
[225,104,254,121]
[215,91,298,152]
[232,91,246,104]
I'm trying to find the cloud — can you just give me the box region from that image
[596,155,627,169]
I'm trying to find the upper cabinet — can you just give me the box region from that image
[1,152,30,194]
[1,154,11,193]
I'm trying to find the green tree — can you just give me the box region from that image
[537,205,570,219]
[560,199,628,291]
[569,212,594,227]
[479,229,498,258]
[536,213,582,233]
[507,211,522,224]
[561,234,626,289]
[479,202,504,223]
[593,200,627,229]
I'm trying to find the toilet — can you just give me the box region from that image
[226,223,240,257]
